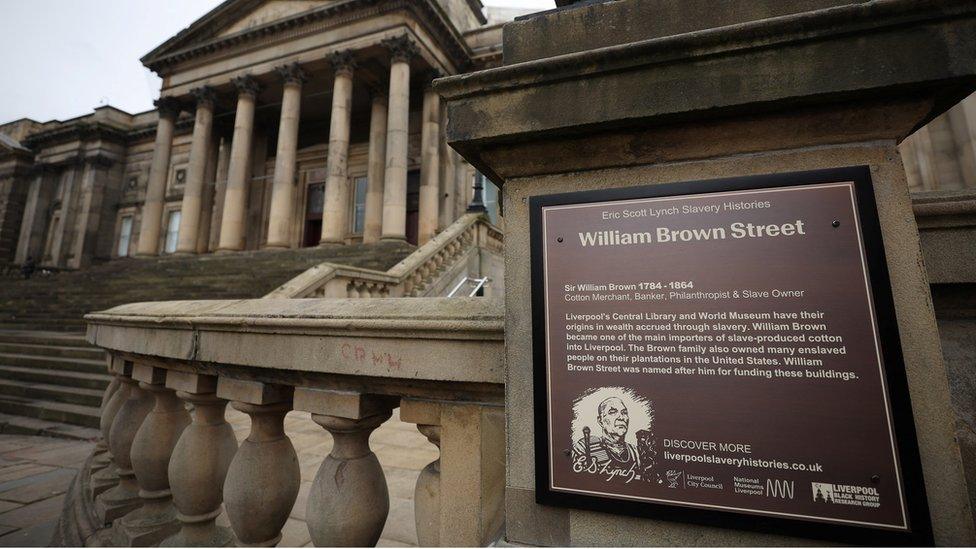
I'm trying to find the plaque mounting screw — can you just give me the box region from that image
[871,475,880,484]
[557,237,564,243]
[831,220,840,228]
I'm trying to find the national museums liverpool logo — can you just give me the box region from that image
[812,482,881,508]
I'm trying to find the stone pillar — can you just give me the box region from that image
[294,389,395,547]
[96,365,154,524]
[136,97,180,256]
[175,87,216,254]
[216,76,260,253]
[117,365,191,546]
[196,133,220,253]
[400,399,505,546]
[219,379,299,547]
[91,360,122,474]
[454,157,470,221]
[209,137,231,251]
[320,51,356,245]
[363,91,388,243]
[418,75,441,245]
[163,372,238,547]
[265,63,307,249]
[438,103,456,230]
[380,36,417,241]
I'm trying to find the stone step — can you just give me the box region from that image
[0,342,104,360]
[0,379,104,407]
[0,412,100,441]
[0,352,105,374]
[0,364,110,390]
[0,394,101,429]
[0,331,89,347]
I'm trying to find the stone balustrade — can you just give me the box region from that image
[61,298,504,547]
[264,213,504,298]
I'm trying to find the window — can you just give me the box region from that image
[483,174,500,225]
[117,216,133,257]
[164,210,181,254]
[352,176,368,234]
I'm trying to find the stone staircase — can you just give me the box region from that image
[0,242,414,438]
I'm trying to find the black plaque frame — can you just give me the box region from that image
[529,166,933,546]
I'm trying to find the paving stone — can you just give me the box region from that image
[290,481,311,521]
[30,443,94,468]
[0,526,14,538]
[385,466,420,502]
[379,496,418,546]
[280,517,311,548]
[0,468,76,504]
[378,538,411,547]
[0,502,19,515]
[0,518,59,547]
[0,465,55,484]
[0,494,64,528]
[0,466,75,495]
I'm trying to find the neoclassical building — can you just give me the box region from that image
[0,0,511,270]
[0,0,974,272]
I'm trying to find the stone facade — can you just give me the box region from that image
[0,0,514,270]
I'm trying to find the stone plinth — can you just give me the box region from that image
[438,0,976,545]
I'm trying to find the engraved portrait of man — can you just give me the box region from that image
[573,396,641,473]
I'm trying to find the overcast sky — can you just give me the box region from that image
[0,0,554,125]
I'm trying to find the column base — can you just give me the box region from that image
[213,248,242,255]
[133,252,159,258]
[261,243,290,250]
[90,463,119,497]
[96,478,142,525]
[116,490,180,546]
[161,516,236,548]
[317,240,345,247]
[380,236,407,242]
[90,449,111,473]
[171,250,198,257]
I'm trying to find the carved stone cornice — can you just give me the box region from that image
[383,35,419,64]
[85,154,115,169]
[22,122,128,151]
[276,63,308,86]
[154,97,183,119]
[233,75,261,99]
[191,86,217,109]
[329,50,357,77]
[143,0,472,74]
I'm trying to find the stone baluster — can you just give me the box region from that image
[294,388,396,547]
[136,98,181,256]
[265,63,308,249]
[219,379,300,547]
[163,371,238,547]
[380,36,418,241]
[401,399,505,546]
[117,365,191,546]
[96,362,154,525]
[320,51,356,245]
[217,76,260,253]
[91,360,122,474]
[176,86,216,254]
[418,72,441,245]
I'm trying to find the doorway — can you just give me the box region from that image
[406,170,420,245]
[303,182,324,247]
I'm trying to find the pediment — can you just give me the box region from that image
[142,0,336,68]
[217,0,330,37]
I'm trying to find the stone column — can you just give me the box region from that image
[320,51,356,245]
[363,90,388,243]
[438,103,456,230]
[163,372,238,547]
[380,36,417,241]
[219,379,299,547]
[400,399,505,546]
[454,157,470,221]
[265,63,307,249]
[209,137,231,251]
[175,87,216,254]
[216,76,260,253]
[294,389,396,546]
[418,74,441,245]
[196,133,220,253]
[136,97,181,256]
[117,365,191,546]
[96,366,154,524]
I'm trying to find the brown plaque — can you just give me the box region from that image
[530,168,931,544]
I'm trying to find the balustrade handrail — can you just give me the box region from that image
[263,213,503,298]
[75,296,506,547]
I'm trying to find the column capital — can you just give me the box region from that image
[329,50,357,77]
[276,63,308,86]
[232,75,261,99]
[382,35,418,64]
[191,86,217,109]
[154,97,182,120]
